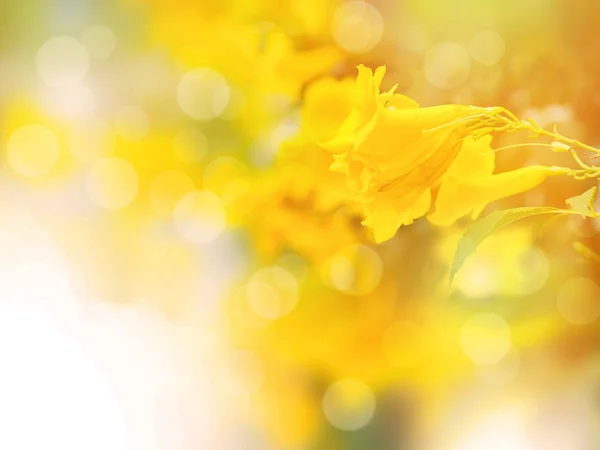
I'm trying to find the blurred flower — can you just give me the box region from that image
[232,74,363,261]
[241,139,359,261]
[133,0,343,136]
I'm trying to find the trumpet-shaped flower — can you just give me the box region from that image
[429,135,564,226]
[323,65,562,242]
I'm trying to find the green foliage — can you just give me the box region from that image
[565,186,599,217]
[449,207,561,286]
[450,187,600,287]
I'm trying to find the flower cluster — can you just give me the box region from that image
[317,65,566,242]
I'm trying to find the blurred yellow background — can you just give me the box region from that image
[1,1,600,449]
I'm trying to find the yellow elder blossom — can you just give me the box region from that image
[427,135,559,227]
[323,65,562,242]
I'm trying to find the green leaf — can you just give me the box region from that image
[450,206,562,286]
[566,186,599,217]
[449,188,600,287]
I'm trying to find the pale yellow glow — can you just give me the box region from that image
[7,124,60,178]
[86,157,138,210]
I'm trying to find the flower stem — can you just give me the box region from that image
[481,107,600,180]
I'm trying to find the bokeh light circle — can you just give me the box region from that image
[173,128,208,163]
[322,244,383,296]
[174,191,226,243]
[507,247,550,296]
[247,266,299,318]
[455,259,497,298]
[322,378,376,431]
[424,42,470,89]
[231,287,275,329]
[81,25,117,60]
[69,118,115,163]
[477,349,521,386]
[177,69,230,120]
[460,313,512,365]
[7,125,60,178]
[86,157,138,210]
[469,30,505,66]
[45,85,97,119]
[203,157,251,205]
[36,36,90,89]
[148,170,195,216]
[556,277,600,325]
[331,1,383,53]
[245,282,281,320]
[114,106,150,140]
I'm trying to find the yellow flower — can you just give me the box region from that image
[323,65,561,242]
[429,135,562,226]
[300,76,356,143]
[234,74,366,261]
[322,65,482,241]
[243,157,360,261]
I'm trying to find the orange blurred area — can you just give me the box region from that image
[1,1,600,449]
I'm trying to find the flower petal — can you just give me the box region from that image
[363,188,431,242]
[302,77,356,142]
[430,161,562,227]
